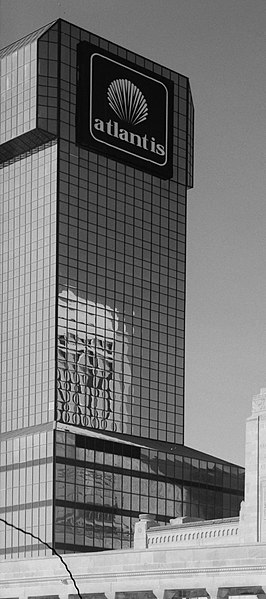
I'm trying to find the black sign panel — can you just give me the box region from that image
[76,42,173,179]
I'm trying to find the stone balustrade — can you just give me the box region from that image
[134,514,240,550]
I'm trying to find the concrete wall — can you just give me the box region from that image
[1,543,266,599]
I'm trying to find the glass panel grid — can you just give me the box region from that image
[53,20,192,445]
[0,141,57,433]
[54,430,244,552]
[0,41,37,143]
[0,429,53,558]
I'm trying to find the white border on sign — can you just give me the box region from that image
[89,53,168,167]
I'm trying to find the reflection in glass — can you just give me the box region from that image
[56,287,132,433]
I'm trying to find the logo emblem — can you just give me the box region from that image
[107,79,148,126]
[76,43,173,178]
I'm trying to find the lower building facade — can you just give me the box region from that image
[1,424,244,556]
[1,541,266,599]
[0,387,265,597]
[53,428,244,553]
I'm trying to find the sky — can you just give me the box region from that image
[1,0,266,466]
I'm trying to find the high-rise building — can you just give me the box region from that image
[0,20,244,559]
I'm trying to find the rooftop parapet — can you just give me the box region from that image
[134,514,240,550]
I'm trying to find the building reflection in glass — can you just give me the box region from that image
[56,288,132,433]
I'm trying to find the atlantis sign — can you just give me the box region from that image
[76,42,173,178]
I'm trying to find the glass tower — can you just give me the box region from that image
[0,20,244,558]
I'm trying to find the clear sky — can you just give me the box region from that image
[1,0,266,466]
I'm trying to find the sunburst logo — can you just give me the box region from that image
[107,79,148,126]
[77,46,171,175]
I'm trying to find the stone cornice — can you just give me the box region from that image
[147,520,240,549]
[2,563,266,588]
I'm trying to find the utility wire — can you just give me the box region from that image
[0,517,83,599]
